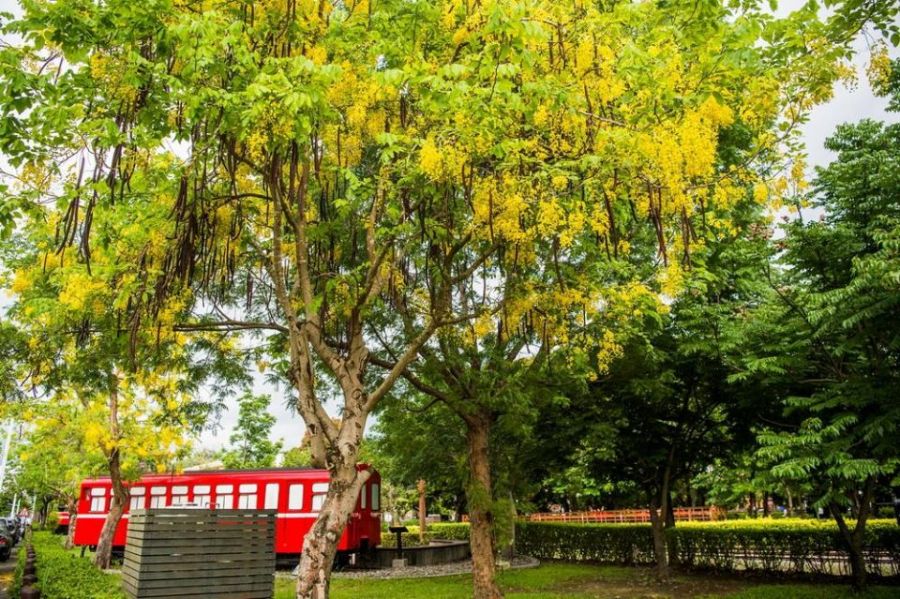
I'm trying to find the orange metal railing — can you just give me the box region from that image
[523,506,725,523]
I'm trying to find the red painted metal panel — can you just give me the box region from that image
[73,467,382,555]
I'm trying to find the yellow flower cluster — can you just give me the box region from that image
[418,136,466,182]
[790,155,808,191]
[680,97,734,180]
[867,45,893,93]
[471,176,529,242]
[89,52,138,104]
[658,260,685,299]
[595,329,623,376]
[58,272,108,313]
[10,269,32,294]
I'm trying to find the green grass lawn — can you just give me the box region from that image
[27,533,900,599]
[273,563,900,599]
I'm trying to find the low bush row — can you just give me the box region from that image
[19,531,125,599]
[516,519,900,578]
[516,523,656,564]
[672,520,900,577]
[379,522,471,547]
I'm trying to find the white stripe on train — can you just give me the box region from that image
[75,512,328,519]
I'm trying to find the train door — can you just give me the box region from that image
[263,483,281,550]
[74,484,112,547]
[348,481,365,548]
[369,480,381,545]
[284,482,306,552]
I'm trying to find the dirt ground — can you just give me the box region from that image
[558,570,751,598]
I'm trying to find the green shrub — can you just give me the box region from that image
[12,540,26,597]
[516,523,656,565]
[428,523,470,541]
[28,531,125,599]
[514,519,900,578]
[379,523,470,548]
[671,520,900,577]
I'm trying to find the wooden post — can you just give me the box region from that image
[417,479,426,543]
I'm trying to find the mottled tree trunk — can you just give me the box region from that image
[649,502,669,581]
[466,415,503,599]
[64,497,77,550]
[665,491,678,568]
[94,448,127,569]
[94,377,127,570]
[295,463,368,599]
[455,493,467,523]
[650,448,675,581]
[831,477,875,591]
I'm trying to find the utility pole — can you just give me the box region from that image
[0,421,14,492]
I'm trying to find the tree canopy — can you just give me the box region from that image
[0,0,898,597]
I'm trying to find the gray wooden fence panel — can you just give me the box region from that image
[122,509,277,599]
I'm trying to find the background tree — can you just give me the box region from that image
[370,397,469,521]
[281,446,313,469]
[15,400,108,547]
[366,0,843,591]
[2,0,894,596]
[3,196,241,567]
[739,54,900,590]
[220,392,282,470]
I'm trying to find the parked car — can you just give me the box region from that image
[0,521,12,561]
[14,516,26,540]
[0,518,18,545]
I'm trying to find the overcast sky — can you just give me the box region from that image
[0,0,897,454]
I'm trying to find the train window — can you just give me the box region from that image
[150,486,167,508]
[311,483,328,511]
[360,484,367,509]
[171,485,189,506]
[215,484,234,509]
[90,488,106,512]
[264,483,279,510]
[193,485,211,507]
[371,484,380,511]
[288,484,304,510]
[130,487,146,511]
[238,484,258,509]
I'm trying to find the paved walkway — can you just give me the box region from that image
[0,542,18,599]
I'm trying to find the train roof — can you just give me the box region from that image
[80,465,377,485]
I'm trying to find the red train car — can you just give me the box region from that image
[55,509,71,534]
[73,467,381,555]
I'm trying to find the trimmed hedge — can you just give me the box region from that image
[428,523,471,541]
[672,519,900,577]
[516,522,655,564]
[515,519,900,578]
[380,522,471,547]
[22,531,125,599]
